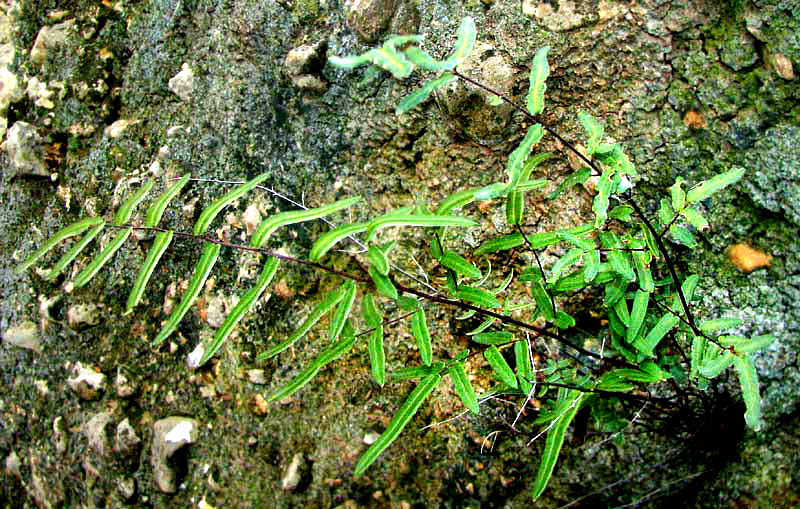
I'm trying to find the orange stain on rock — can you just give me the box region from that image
[683,111,707,129]
[729,244,772,273]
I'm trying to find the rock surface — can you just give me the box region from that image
[0,0,798,507]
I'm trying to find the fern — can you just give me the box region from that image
[14,17,774,502]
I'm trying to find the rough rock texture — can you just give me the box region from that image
[1,0,799,507]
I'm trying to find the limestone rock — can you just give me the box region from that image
[346,0,398,43]
[114,418,141,458]
[30,20,74,65]
[151,417,200,493]
[0,65,23,112]
[83,411,114,457]
[67,303,101,330]
[1,121,48,177]
[168,63,194,102]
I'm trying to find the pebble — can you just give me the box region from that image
[281,452,307,491]
[246,369,267,384]
[772,53,794,80]
[2,320,41,352]
[115,367,138,398]
[67,362,106,400]
[1,121,48,177]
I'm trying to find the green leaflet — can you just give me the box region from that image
[531,390,584,500]
[631,242,654,293]
[672,274,700,313]
[698,347,734,378]
[669,177,686,212]
[578,111,604,156]
[362,293,383,328]
[365,213,476,242]
[690,334,707,379]
[124,230,173,314]
[466,317,495,336]
[552,266,615,292]
[367,245,390,276]
[475,182,510,201]
[594,144,636,176]
[527,46,550,116]
[146,174,190,227]
[554,311,575,329]
[251,196,361,248]
[257,285,346,360]
[626,290,650,343]
[633,313,679,357]
[194,173,270,235]
[601,232,635,282]
[72,228,132,289]
[268,326,357,402]
[550,248,584,281]
[615,362,667,383]
[669,224,697,248]
[441,251,481,279]
[593,169,614,228]
[448,362,479,414]
[354,373,441,476]
[474,233,524,255]
[686,167,745,204]
[391,364,443,381]
[699,318,744,333]
[447,16,477,67]
[411,308,433,366]
[199,257,280,366]
[596,372,635,393]
[516,179,549,192]
[330,280,358,342]
[367,35,423,78]
[472,331,514,345]
[114,179,154,225]
[732,354,764,431]
[584,249,600,283]
[44,222,106,280]
[369,265,398,300]
[613,298,631,327]
[369,325,386,385]
[514,340,534,387]
[506,190,525,226]
[681,208,710,231]
[603,277,628,307]
[484,345,518,389]
[309,222,368,262]
[403,47,454,71]
[16,217,105,273]
[657,198,674,228]
[640,222,660,260]
[328,53,374,70]
[557,231,595,251]
[608,205,634,222]
[549,168,591,201]
[395,73,456,114]
[719,335,775,353]
[520,153,555,182]
[455,286,502,308]
[153,242,221,345]
[435,188,477,215]
[507,124,545,186]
